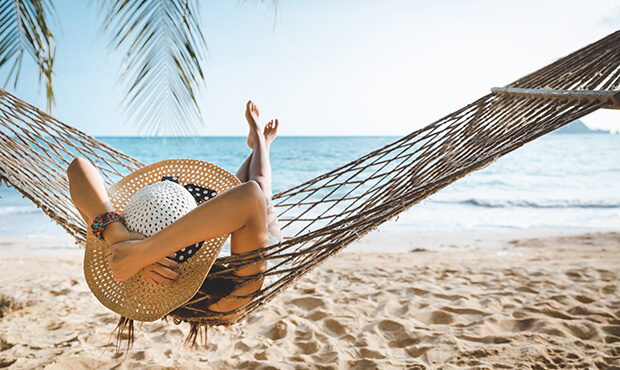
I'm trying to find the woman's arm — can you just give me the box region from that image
[107,181,269,282]
[67,158,180,286]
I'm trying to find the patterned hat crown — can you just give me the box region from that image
[123,181,196,237]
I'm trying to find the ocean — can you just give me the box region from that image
[1,134,619,237]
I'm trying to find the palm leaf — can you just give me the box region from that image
[0,0,56,112]
[94,0,207,137]
[241,0,282,21]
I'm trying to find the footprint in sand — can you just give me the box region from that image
[604,336,619,344]
[457,347,501,360]
[0,359,16,368]
[264,319,291,340]
[50,288,72,296]
[289,297,325,310]
[563,321,599,340]
[253,351,268,361]
[602,325,620,339]
[405,345,432,358]
[295,327,313,341]
[441,306,491,317]
[595,268,615,282]
[525,306,573,320]
[515,286,539,294]
[296,340,320,355]
[347,359,382,370]
[433,293,467,301]
[405,287,430,296]
[414,309,455,325]
[601,284,617,295]
[311,350,339,365]
[323,318,347,337]
[46,322,64,331]
[549,294,571,305]
[573,294,596,304]
[374,319,420,348]
[131,350,148,361]
[567,305,615,319]
[357,347,386,359]
[94,313,117,325]
[235,339,263,352]
[566,269,596,283]
[305,309,329,321]
[0,337,14,351]
[394,301,423,316]
[498,318,539,332]
[457,334,511,344]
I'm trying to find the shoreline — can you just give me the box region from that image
[0,231,618,368]
[0,227,617,253]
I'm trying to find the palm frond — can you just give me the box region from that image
[94,0,207,137]
[240,0,283,28]
[0,0,56,112]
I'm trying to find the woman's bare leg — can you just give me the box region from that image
[242,101,282,240]
[244,101,272,197]
[235,155,251,183]
[236,110,279,183]
[67,158,179,286]
[204,104,282,315]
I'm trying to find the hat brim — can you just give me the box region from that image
[84,159,241,322]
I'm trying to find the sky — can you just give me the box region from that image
[2,0,619,137]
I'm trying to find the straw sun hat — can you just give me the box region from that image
[84,159,240,322]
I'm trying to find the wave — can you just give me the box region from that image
[445,199,620,209]
[0,205,40,216]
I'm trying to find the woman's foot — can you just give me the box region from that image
[245,101,262,149]
[263,119,279,149]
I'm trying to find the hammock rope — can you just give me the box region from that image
[1,30,618,330]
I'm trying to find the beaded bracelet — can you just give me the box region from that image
[91,211,124,242]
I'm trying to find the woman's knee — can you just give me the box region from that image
[240,180,263,200]
[239,180,265,207]
[250,176,270,197]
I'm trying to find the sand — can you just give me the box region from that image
[0,231,619,369]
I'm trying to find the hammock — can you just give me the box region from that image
[1,30,619,333]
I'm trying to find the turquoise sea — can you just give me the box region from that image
[1,134,619,237]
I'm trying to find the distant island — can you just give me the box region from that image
[553,120,610,134]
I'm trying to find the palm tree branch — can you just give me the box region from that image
[0,0,56,111]
[93,0,207,136]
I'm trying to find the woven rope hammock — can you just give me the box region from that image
[1,31,619,333]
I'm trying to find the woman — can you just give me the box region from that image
[67,101,281,315]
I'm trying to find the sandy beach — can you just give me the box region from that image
[0,231,618,369]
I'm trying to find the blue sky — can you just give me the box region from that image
[2,0,619,136]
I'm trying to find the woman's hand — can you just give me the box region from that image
[140,254,180,287]
[108,239,181,286]
[107,239,151,281]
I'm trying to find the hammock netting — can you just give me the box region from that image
[1,30,618,331]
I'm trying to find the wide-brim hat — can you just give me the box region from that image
[84,159,240,322]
